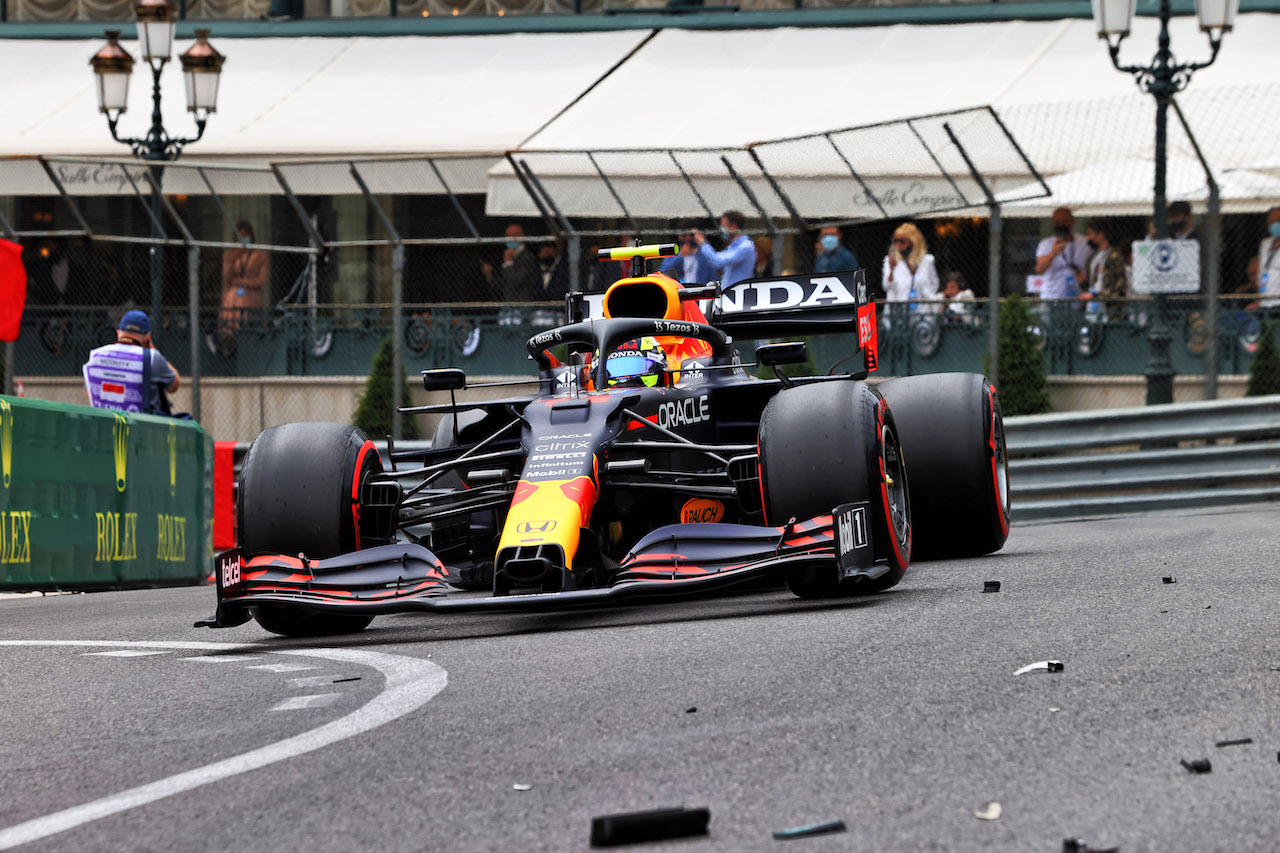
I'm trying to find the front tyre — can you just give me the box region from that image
[238,422,382,637]
[875,373,1010,559]
[759,381,911,598]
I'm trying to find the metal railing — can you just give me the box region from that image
[1007,395,1280,520]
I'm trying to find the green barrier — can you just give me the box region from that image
[0,396,212,590]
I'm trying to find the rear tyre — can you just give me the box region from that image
[875,373,1010,559]
[238,422,381,637]
[759,381,911,598]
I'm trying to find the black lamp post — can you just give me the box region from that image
[91,2,225,322]
[1092,0,1235,405]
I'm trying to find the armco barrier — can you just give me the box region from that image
[0,396,212,590]
[1007,396,1280,521]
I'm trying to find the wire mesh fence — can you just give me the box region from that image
[6,85,1280,443]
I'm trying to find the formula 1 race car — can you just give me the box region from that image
[198,243,1009,637]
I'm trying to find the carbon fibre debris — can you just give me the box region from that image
[772,819,847,840]
[589,806,710,847]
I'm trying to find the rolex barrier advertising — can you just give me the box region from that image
[0,396,212,590]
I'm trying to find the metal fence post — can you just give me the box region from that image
[188,245,201,423]
[349,163,405,440]
[0,213,15,397]
[988,204,1002,388]
[392,243,404,441]
[1171,98,1220,400]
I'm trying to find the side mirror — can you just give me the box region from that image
[755,341,808,368]
[423,368,466,391]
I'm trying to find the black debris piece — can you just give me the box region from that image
[1063,839,1120,853]
[1162,576,1175,584]
[983,581,1001,593]
[1180,758,1212,774]
[772,820,848,840]
[333,677,362,684]
[685,706,697,714]
[590,806,710,847]
[1215,738,1252,748]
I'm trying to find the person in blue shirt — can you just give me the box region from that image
[814,225,858,274]
[659,222,719,285]
[693,210,756,287]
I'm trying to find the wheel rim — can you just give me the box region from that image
[881,424,910,550]
[992,407,1010,517]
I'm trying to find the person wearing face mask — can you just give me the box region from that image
[1256,206,1280,309]
[536,239,570,302]
[1082,218,1128,321]
[880,221,939,305]
[495,223,544,303]
[814,225,858,274]
[693,210,756,287]
[1034,207,1090,301]
[220,220,269,333]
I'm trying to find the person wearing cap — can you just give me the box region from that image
[82,310,180,415]
[1035,207,1092,301]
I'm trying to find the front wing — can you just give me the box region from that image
[196,514,885,626]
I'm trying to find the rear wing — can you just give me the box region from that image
[707,270,879,371]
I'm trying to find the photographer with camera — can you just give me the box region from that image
[1035,207,1091,300]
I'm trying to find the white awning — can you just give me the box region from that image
[491,14,1280,218]
[999,158,1280,216]
[0,30,650,160]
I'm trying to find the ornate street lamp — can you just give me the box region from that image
[1092,0,1236,404]
[90,4,225,319]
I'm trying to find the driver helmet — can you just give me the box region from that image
[603,336,668,388]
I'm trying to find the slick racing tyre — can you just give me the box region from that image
[238,422,382,637]
[759,380,911,598]
[875,373,1010,559]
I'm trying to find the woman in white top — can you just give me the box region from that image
[881,222,940,304]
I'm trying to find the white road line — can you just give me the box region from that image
[180,654,264,663]
[245,663,318,674]
[288,675,344,688]
[82,650,170,658]
[0,640,447,851]
[270,694,341,712]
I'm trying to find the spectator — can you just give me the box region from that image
[220,221,268,330]
[880,222,939,303]
[659,222,718,285]
[25,239,86,307]
[814,225,858,274]
[496,223,543,303]
[83,310,180,416]
[1082,218,1128,321]
[1167,200,1201,242]
[694,210,755,287]
[753,235,774,278]
[1233,255,1261,310]
[1257,206,1280,309]
[1034,207,1090,300]
[939,270,976,322]
[536,238,570,303]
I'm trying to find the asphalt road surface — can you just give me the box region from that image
[2,504,1278,852]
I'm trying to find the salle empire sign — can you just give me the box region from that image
[53,164,135,193]
[95,513,188,563]
[851,182,963,214]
